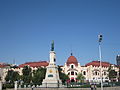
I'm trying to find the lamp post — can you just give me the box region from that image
[98,34,103,90]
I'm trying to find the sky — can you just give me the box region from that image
[0,0,120,66]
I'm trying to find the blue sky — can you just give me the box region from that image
[0,0,120,65]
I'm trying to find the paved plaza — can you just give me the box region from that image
[6,87,120,90]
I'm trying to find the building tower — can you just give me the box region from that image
[41,41,62,87]
[116,55,120,66]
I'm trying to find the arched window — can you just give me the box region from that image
[71,71,74,75]
[95,71,97,75]
[68,72,70,75]
[98,72,99,75]
[71,65,74,69]
[83,71,86,75]
[75,72,77,75]
[104,72,106,75]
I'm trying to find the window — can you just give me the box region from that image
[54,58,56,62]
[83,71,86,75]
[68,73,70,75]
[75,72,77,75]
[95,71,97,75]
[105,77,108,79]
[71,71,74,75]
[104,72,106,75]
[71,65,74,69]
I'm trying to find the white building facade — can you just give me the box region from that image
[62,54,119,83]
[0,54,119,83]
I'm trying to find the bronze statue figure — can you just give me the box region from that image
[51,40,54,51]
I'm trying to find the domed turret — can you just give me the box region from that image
[66,53,78,66]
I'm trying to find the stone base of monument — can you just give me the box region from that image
[40,64,63,88]
[40,80,63,88]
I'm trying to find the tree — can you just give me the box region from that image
[76,73,85,83]
[5,70,20,83]
[21,66,32,84]
[32,67,46,85]
[58,66,69,84]
[118,67,120,82]
[108,65,117,83]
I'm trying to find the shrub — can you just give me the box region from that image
[80,84,91,88]
[3,83,14,89]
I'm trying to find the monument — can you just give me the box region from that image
[41,41,62,87]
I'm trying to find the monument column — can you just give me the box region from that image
[41,41,62,87]
[14,81,17,90]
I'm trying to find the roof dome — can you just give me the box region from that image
[66,54,78,66]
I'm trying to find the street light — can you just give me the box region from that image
[98,34,103,90]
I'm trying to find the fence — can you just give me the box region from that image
[3,81,120,89]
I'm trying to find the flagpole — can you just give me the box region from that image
[98,34,103,90]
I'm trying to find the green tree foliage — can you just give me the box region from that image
[5,70,20,83]
[21,66,32,84]
[58,66,69,84]
[76,73,85,83]
[32,67,46,85]
[108,65,117,82]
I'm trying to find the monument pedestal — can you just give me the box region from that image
[41,64,62,87]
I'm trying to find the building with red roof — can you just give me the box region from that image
[85,61,111,67]
[66,55,78,66]
[0,63,10,68]
[63,53,81,82]
[62,53,119,83]
[0,63,10,82]
[18,61,49,68]
[0,54,119,83]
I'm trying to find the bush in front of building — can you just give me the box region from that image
[114,81,120,86]
[2,83,14,89]
[80,84,91,88]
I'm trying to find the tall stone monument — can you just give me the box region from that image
[41,41,62,87]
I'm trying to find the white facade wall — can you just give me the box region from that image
[62,63,119,83]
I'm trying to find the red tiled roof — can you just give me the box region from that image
[66,55,78,66]
[0,63,9,68]
[0,64,5,68]
[18,61,49,68]
[85,61,111,67]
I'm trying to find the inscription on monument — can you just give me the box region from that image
[48,74,53,77]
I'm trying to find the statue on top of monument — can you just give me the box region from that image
[51,40,54,51]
